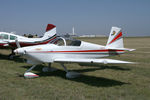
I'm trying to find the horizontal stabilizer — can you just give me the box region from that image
[54,58,134,64]
[105,47,136,51]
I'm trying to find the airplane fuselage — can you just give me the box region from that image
[15,41,125,64]
[0,24,57,49]
[0,32,56,48]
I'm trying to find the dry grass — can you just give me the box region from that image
[0,37,150,100]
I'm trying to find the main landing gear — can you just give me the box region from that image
[42,63,57,72]
[24,65,39,78]
[24,63,57,78]
[24,63,80,79]
[60,63,80,78]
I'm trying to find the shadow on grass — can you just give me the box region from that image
[20,65,129,87]
[0,53,24,63]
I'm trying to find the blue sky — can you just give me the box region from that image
[0,0,150,36]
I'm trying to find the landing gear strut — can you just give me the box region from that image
[42,63,57,72]
[60,63,80,78]
[24,63,80,79]
[24,65,39,78]
[24,63,58,78]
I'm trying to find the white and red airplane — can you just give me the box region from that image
[14,27,135,78]
[0,24,57,58]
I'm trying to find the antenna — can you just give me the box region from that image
[72,27,75,35]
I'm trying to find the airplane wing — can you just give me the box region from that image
[54,58,134,64]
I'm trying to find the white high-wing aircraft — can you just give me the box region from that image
[14,27,135,78]
[0,24,57,58]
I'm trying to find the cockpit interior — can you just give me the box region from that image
[55,37,81,46]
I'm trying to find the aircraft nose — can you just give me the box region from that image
[14,48,26,55]
[14,49,18,54]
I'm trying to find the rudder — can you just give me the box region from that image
[106,27,124,48]
[42,24,56,39]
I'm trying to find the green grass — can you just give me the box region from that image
[0,37,150,100]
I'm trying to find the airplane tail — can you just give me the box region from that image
[106,27,135,51]
[106,27,124,48]
[42,24,56,39]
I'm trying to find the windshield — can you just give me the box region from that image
[55,37,81,46]
[0,34,9,40]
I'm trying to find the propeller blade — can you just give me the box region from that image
[15,38,21,48]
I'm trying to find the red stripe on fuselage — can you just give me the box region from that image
[0,43,5,46]
[37,36,56,44]
[108,32,122,45]
[9,36,56,47]
[0,43,8,48]
[32,49,125,53]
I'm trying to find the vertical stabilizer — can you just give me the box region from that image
[106,27,124,48]
[42,24,56,39]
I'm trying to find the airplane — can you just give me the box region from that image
[0,24,57,58]
[14,26,135,78]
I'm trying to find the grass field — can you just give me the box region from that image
[0,37,150,100]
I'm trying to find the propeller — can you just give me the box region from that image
[14,38,26,55]
[14,38,27,63]
[15,38,21,48]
